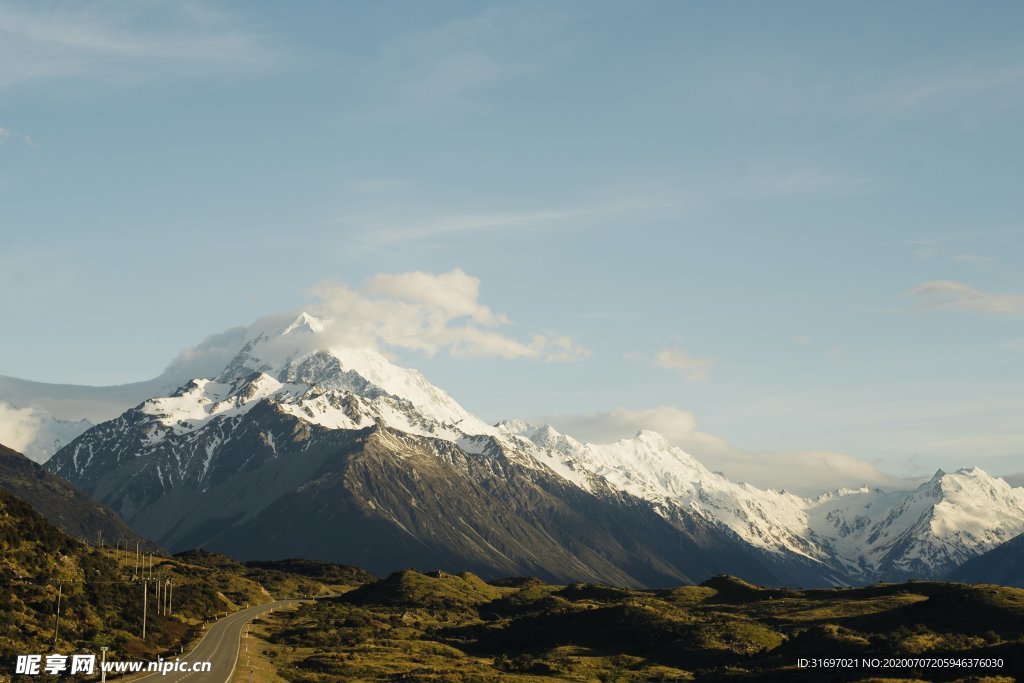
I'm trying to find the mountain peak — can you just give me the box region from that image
[282,312,327,336]
[632,429,672,447]
[954,466,990,478]
[495,418,534,434]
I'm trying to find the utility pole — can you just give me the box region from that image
[53,582,62,645]
[142,579,148,641]
[168,580,173,615]
[155,576,161,616]
[165,579,170,615]
[135,542,140,580]
[100,646,108,683]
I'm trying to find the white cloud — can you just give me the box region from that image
[0,1,273,88]
[538,406,908,495]
[363,270,509,326]
[791,334,813,346]
[0,126,9,139]
[159,269,588,389]
[0,400,44,452]
[952,253,997,266]
[536,335,590,363]
[0,400,91,463]
[654,347,711,381]
[356,207,591,248]
[306,269,586,362]
[907,279,1024,316]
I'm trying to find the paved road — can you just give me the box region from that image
[127,600,300,683]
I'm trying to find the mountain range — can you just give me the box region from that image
[37,313,1024,588]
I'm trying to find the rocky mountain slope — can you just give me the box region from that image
[948,531,1024,587]
[0,442,150,549]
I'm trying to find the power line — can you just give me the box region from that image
[52,581,62,645]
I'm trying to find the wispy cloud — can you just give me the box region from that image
[736,160,871,198]
[907,241,999,268]
[952,253,997,267]
[909,240,943,260]
[0,1,274,88]
[349,5,574,121]
[867,63,1024,116]
[357,207,591,248]
[907,280,1024,316]
[349,192,673,249]
[654,347,712,381]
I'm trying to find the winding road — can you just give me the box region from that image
[127,600,300,683]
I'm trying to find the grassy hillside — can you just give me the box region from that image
[0,490,373,674]
[250,570,1024,682]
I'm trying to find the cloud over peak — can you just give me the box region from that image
[306,269,587,362]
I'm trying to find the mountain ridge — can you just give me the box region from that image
[43,312,1024,587]
[0,441,150,549]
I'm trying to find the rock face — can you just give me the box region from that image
[0,442,150,549]
[45,313,1024,587]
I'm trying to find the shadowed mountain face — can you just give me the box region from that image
[209,426,778,587]
[0,442,150,549]
[948,532,1024,587]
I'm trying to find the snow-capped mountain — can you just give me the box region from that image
[857,467,1024,579]
[214,312,496,438]
[44,312,1024,586]
[47,313,775,587]
[499,421,1024,583]
[499,421,824,557]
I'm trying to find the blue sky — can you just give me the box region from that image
[1,1,1022,488]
